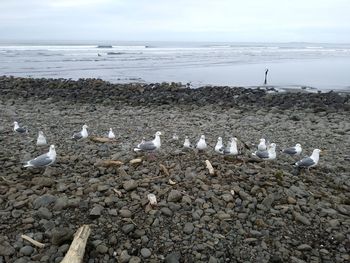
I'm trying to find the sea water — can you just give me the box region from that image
[0,41,349,92]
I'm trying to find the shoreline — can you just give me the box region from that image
[0,76,349,262]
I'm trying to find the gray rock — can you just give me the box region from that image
[122,224,135,234]
[119,209,132,218]
[90,205,103,218]
[222,193,234,202]
[96,244,108,254]
[297,244,312,251]
[165,252,180,263]
[293,211,311,225]
[0,240,15,256]
[119,250,131,263]
[31,177,55,187]
[209,256,218,263]
[123,180,138,191]
[140,248,151,258]
[262,194,275,209]
[51,227,74,245]
[129,256,141,263]
[161,207,173,216]
[33,194,57,209]
[37,207,53,219]
[167,190,182,202]
[19,245,34,256]
[183,222,194,234]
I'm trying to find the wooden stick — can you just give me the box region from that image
[205,160,215,175]
[129,158,142,164]
[21,234,45,248]
[61,225,91,263]
[159,164,170,176]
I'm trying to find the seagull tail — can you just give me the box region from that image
[23,162,32,168]
[252,152,257,157]
[133,147,141,152]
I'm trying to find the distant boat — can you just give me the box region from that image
[97,45,113,48]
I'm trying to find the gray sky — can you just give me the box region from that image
[1,0,349,43]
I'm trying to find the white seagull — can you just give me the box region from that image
[215,137,223,153]
[24,145,56,168]
[295,149,321,170]
[183,136,193,148]
[13,121,28,134]
[196,135,207,150]
[219,137,239,156]
[258,138,267,151]
[282,143,302,156]
[108,128,116,139]
[134,131,162,152]
[72,124,88,140]
[36,131,47,146]
[253,143,277,161]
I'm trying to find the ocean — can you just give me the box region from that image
[0,41,349,92]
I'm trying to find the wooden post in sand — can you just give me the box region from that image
[61,225,91,263]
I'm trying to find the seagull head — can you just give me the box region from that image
[260,138,266,143]
[269,143,276,149]
[155,131,162,136]
[83,124,88,129]
[49,145,55,151]
[110,128,113,131]
[39,131,44,135]
[313,149,321,154]
[14,121,18,125]
[232,137,238,142]
[217,137,222,142]
[200,135,205,140]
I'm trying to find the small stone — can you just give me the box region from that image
[90,205,103,218]
[165,252,180,263]
[37,207,53,219]
[297,244,312,251]
[96,244,108,254]
[123,180,138,191]
[122,224,135,234]
[161,207,173,217]
[167,190,182,202]
[208,256,218,263]
[33,194,57,209]
[0,240,15,256]
[287,196,296,204]
[32,177,54,187]
[19,245,34,256]
[222,193,234,202]
[119,209,132,218]
[119,250,131,263]
[183,222,194,234]
[51,227,74,245]
[293,212,311,225]
[140,248,151,258]
[129,256,141,263]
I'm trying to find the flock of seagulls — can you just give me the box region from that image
[13,122,321,172]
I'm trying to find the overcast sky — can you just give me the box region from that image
[1,0,349,43]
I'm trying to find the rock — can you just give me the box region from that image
[129,256,141,263]
[222,193,234,202]
[122,224,135,234]
[161,207,173,216]
[31,177,55,187]
[297,244,312,251]
[0,239,15,256]
[90,205,103,218]
[167,190,182,202]
[123,180,138,191]
[51,227,74,245]
[119,209,132,218]
[293,211,311,225]
[209,256,218,263]
[19,245,34,256]
[37,207,53,219]
[96,244,108,254]
[287,196,296,204]
[183,222,194,234]
[165,252,180,263]
[33,194,57,209]
[140,248,151,258]
[119,250,131,263]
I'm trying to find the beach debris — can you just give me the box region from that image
[21,234,45,248]
[205,160,215,175]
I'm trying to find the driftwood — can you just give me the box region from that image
[129,158,142,164]
[60,225,91,263]
[159,164,170,176]
[90,137,115,143]
[96,160,124,167]
[21,234,45,248]
[205,160,215,175]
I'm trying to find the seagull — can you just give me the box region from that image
[295,149,321,170]
[258,138,267,151]
[219,137,238,156]
[108,128,116,139]
[24,145,56,168]
[183,136,193,148]
[252,143,277,161]
[215,137,223,153]
[36,131,47,146]
[134,131,162,152]
[13,121,28,134]
[282,143,302,156]
[72,124,88,140]
[196,135,207,151]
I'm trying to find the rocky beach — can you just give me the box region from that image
[0,76,349,263]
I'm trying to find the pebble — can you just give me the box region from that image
[167,190,182,202]
[140,248,151,258]
[123,180,138,191]
[19,245,34,256]
[183,222,194,234]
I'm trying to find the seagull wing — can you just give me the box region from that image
[138,141,157,151]
[255,150,270,159]
[295,157,315,168]
[27,154,53,167]
[283,147,297,155]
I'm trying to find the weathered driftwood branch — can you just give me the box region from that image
[159,164,170,176]
[21,234,45,248]
[129,158,142,164]
[61,225,91,263]
[96,160,124,167]
[205,160,215,175]
[90,137,115,143]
